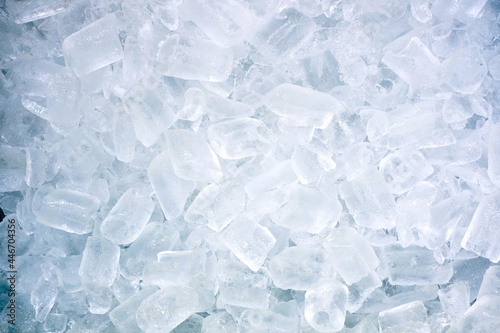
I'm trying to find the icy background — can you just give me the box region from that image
[1,0,500,332]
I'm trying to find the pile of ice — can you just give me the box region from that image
[1,0,500,332]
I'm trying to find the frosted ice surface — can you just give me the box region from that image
[148,152,195,220]
[32,187,100,234]
[166,129,223,183]
[109,287,158,333]
[378,301,430,333]
[5,0,68,24]
[100,188,154,245]
[62,13,123,77]
[136,287,199,333]
[477,266,500,299]
[304,281,348,332]
[291,145,336,185]
[462,192,500,263]
[156,34,234,82]
[265,83,344,128]
[443,46,488,95]
[30,280,58,322]
[207,118,275,160]
[79,236,120,288]
[447,296,500,333]
[220,216,276,272]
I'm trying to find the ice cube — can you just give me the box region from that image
[136,287,200,333]
[30,280,58,322]
[378,301,430,333]
[462,192,500,263]
[109,287,159,333]
[488,123,500,187]
[264,83,344,129]
[346,272,383,313]
[166,129,222,183]
[269,246,335,290]
[32,187,100,235]
[100,188,154,245]
[447,296,500,333]
[5,0,69,24]
[155,34,234,82]
[147,152,195,220]
[442,47,488,95]
[477,266,500,299]
[291,145,336,186]
[239,308,298,333]
[201,311,237,333]
[339,167,396,229]
[113,104,136,163]
[220,216,276,272]
[207,118,275,160]
[438,281,470,318]
[244,159,298,200]
[205,93,255,120]
[304,281,348,333]
[79,236,120,288]
[0,146,27,192]
[432,0,489,23]
[62,13,123,77]
[178,88,206,121]
[42,313,67,333]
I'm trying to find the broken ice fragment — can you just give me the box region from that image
[207,118,274,160]
[136,287,200,333]
[31,280,58,322]
[32,187,100,235]
[201,311,237,333]
[166,129,222,183]
[156,34,234,82]
[113,104,136,163]
[5,0,69,24]
[79,236,120,288]
[462,192,500,263]
[488,123,500,187]
[304,281,348,333]
[291,145,336,186]
[378,301,430,333]
[100,188,154,245]
[62,13,123,77]
[438,282,470,318]
[109,287,159,333]
[220,216,276,272]
[442,47,487,95]
[382,37,441,89]
[264,83,344,129]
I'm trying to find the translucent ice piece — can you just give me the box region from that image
[462,192,500,263]
[32,187,100,234]
[339,167,396,229]
[441,94,474,124]
[124,84,176,148]
[304,281,348,333]
[79,236,120,288]
[0,146,27,192]
[136,287,199,333]
[489,55,500,81]
[148,152,195,220]
[5,0,69,24]
[421,131,482,166]
[62,13,123,77]
[442,47,487,95]
[477,266,500,299]
[120,222,180,279]
[100,188,154,245]
[207,118,274,160]
[113,104,136,163]
[264,83,344,128]
[379,147,434,195]
[166,129,222,183]
[438,281,470,318]
[239,309,298,333]
[380,245,453,286]
[180,0,254,47]
[43,313,67,333]
[488,123,500,186]
[205,93,255,120]
[109,287,159,333]
[382,37,441,89]
[156,34,234,82]
[185,182,246,232]
[447,296,500,333]
[31,280,58,322]
[201,311,236,333]
[411,0,432,23]
[269,246,335,290]
[271,183,341,234]
[291,145,336,186]
[323,227,380,285]
[85,287,112,314]
[244,160,298,200]
[178,88,206,121]
[46,68,81,135]
[336,143,388,181]
[216,260,270,309]
[431,0,489,23]
[220,216,276,272]
[346,272,383,313]
[378,301,430,333]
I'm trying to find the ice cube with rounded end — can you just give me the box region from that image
[136,287,199,333]
[207,118,275,160]
[32,187,100,234]
[147,152,195,220]
[62,13,123,77]
[31,280,58,322]
[165,129,222,183]
[156,34,234,82]
[304,281,348,333]
[100,188,154,245]
[264,83,344,129]
[79,236,120,288]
